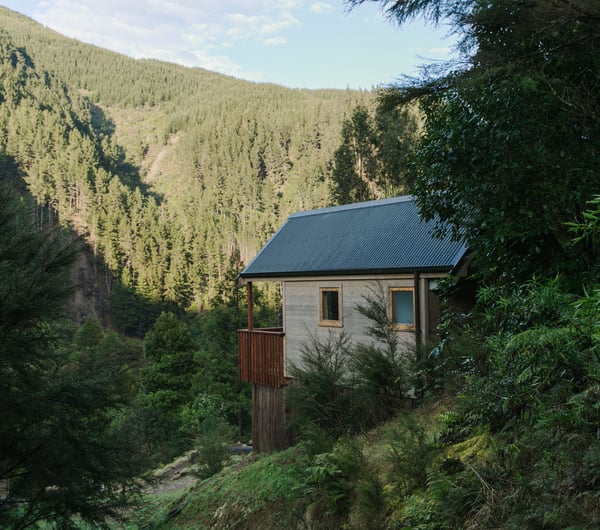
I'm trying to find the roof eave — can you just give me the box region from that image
[239,264,459,281]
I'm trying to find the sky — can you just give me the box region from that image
[1,0,456,90]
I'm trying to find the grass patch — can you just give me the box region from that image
[133,447,309,529]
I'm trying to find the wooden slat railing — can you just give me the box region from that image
[238,328,285,388]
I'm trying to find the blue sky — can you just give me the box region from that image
[1,1,456,90]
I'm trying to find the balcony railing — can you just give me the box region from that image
[238,328,285,388]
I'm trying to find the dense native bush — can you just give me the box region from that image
[456,279,591,433]
[297,438,387,530]
[394,276,600,529]
[385,198,600,527]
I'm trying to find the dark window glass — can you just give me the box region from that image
[391,289,414,326]
[321,289,340,322]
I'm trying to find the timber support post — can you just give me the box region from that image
[247,281,253,331]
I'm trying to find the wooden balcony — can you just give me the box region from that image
[238,328,285,388]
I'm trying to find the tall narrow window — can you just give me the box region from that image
[390,287,414,329]
[320,287,341,326]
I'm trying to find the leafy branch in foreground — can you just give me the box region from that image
[350,0,600,283]
[0,186,142,529]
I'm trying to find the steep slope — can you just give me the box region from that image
[0,7,375,315]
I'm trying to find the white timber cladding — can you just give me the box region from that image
[281,274,445,377]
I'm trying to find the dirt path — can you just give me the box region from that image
[144,454,199,495]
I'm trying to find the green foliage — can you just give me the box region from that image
[133,312,199,462]
[74,316,105,349]
[355,283,400,354]
[406,277,600,528]
[388,415,439,496]
[0,186,142,528]
[456,279,594,434]
[181,395,233,479]
[130,302,255,465]
[300,439,366,519]
[331,103,417,204]
[356,0,600,282]
[386,423,499,529]
[194,282,259,436]
[415,333,482,400]
[287,331,355,442]
[567,194,600,280]
[351,284,414,421]
[109,281,166,337]
[350,343,411,425]
[476,276,573,335]
[332,105,375,203]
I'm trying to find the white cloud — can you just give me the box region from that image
[309,2,333,14]
[225,11,299,39]
[3,0,458,89]
[189,49,252,77]
[263,36,287,46]
[19,0,307,81]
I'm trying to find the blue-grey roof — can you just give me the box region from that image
[240,196,467,279]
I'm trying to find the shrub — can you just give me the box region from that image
[286,330,356,441]
[387,414,439,495]
[180,394,234,479]
[299,438,386,529]
[433,278,600,528]
[349,342,411,425]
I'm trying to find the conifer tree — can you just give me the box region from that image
[0,185,140,529]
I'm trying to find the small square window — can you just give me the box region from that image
[390,288,414,329]
[320,287,342,327]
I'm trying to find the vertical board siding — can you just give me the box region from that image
[252,384,290,453]
[238,328,285,388]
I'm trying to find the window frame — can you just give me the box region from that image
[389,287,415,330]
[319,287,342,327]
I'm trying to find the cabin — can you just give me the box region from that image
[237,196,468,452]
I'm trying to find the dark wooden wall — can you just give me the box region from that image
[252,384,291,453]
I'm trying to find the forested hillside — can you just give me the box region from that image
[0,6,410,323]
[4,1,598,528]
[146,1,600,527]
[0,7,419,526]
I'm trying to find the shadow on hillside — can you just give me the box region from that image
[109,279,178,338]
[68,240,169,338]
[89,104,163,204]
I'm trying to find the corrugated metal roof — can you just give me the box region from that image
[240,195,467,279]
